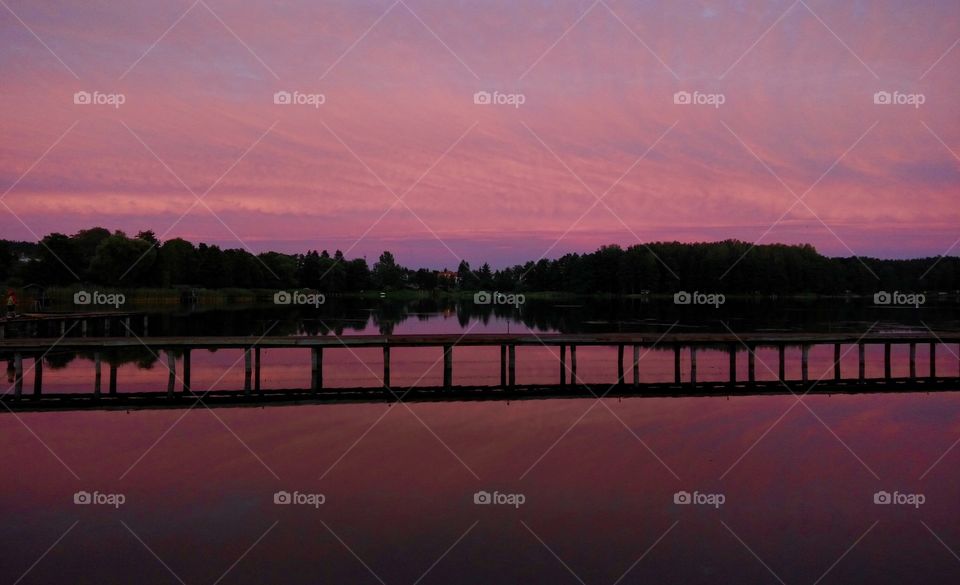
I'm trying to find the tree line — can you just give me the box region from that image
[0,228,957,295]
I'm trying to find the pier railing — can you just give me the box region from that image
[2,332,959,410]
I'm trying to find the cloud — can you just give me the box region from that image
[1,0,958,265]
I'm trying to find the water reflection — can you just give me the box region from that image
[22,296,960,339]
[1,394,959,583]
[3,300,960,583]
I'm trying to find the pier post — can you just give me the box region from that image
[801,345,809,382]
[560,345,566,386]
[509,345,517,388]
[0,324,4,340]
[690,347,697,385]
[778,344,785,382]
[182,350,191,393]
[383,346,391,388]
[443,345,453,388]
[33,355,42,396]
[632,345,640,387]
[109,361,117,395]
[255,347,262,393]
[60,321,65,336]
[94,352,102,396]
[500,345,507,387]
[81,320,87,337]
[243,348,252,394]
[729,346,737,384]
[857,341,867,384]
[143,315,149,336]
[674,345,681,384]
[748,345,755,384]
[569,345,576,385]
[834,344,841,380]
[884,343,891,380]
[13,353,22,398]
[166,350,176,398]
[104,318,110,337]
[617,345,624,384]
[311,347,322,391]
[930,342,937,379]
[909,343,916,378]
[124,317,131,337]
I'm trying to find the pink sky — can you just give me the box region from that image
[1,0,958,267]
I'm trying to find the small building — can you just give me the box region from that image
[23,283,49,311]
[435,270,459,285]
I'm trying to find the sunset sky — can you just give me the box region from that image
[1,0,958,268]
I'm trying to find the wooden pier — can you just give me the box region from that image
[1,331,959,411]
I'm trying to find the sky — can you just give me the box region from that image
[1,0,958,268]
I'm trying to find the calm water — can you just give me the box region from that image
[3,299,960,583]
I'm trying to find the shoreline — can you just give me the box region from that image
[3,285,958,308]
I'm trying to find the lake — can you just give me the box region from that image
[2,298,959,583]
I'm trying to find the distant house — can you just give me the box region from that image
[435,269,459,285]
[22,283,48,311]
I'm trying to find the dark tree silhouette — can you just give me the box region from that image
[3,230,958,295]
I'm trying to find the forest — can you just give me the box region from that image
[0,227,957,295]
